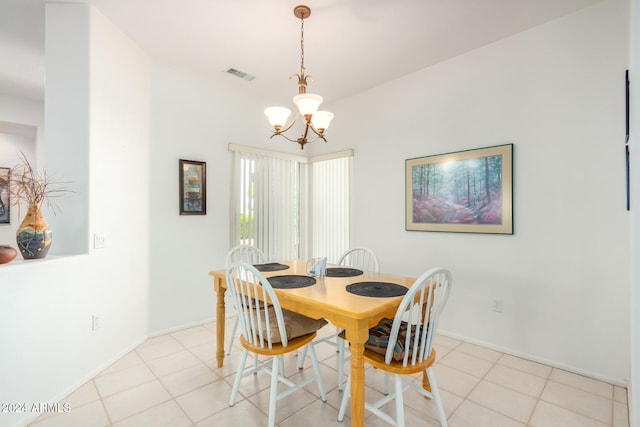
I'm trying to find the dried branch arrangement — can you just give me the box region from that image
[8,152,72,214]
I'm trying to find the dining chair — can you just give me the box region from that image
[225,244,267,355]
[338,267,452,427]
[297,246,380,392]
[226,262,327,427]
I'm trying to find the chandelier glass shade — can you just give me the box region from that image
[264,5,333,150]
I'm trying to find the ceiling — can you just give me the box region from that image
[0,0,603,104]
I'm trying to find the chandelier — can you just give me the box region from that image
[264,5,334,150]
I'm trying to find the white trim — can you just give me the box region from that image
[309,149,354,163]
[227,143,354,164]
[228,143,308,163]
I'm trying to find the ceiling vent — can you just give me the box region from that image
[225,67,255,81]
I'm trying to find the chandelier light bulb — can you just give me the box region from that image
[311,111,334,133]
[293,93,323,118]
[264,106,292,132]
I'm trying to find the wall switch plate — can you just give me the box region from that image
[91,314,101,331]
[93,234,106,249]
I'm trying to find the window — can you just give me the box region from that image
[229,144,352,262]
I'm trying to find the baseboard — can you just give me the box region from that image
[439,329,629,388]
[12,336,147,427]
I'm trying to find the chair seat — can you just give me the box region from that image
[364,347,437,375]
[240,331,317,356]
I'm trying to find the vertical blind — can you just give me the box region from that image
[229,144,352,263]
[310,156,351,263]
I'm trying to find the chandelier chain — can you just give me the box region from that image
[300,13,305,72]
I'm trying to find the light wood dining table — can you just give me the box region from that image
[209,260,417,427]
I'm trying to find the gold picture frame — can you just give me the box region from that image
[405,144,513,234]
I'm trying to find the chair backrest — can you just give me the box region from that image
[384,268,452,367]
[337,247,380,272]
[225,262,289,349]
[226,244,267,268]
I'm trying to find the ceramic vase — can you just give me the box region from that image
[16,203,52,259]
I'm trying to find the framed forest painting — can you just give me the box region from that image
[405,144,513,234]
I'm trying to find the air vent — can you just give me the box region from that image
[225,67,255,81]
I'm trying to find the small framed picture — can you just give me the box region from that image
[179,159,206,215]
[0,167,9,224]
[406,144,513,234]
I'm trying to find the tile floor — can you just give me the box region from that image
[30,322,629,427]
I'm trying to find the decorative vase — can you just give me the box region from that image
[0,245,17,264]
[16,203,52,260]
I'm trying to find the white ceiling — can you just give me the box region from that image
[0,0,603,103]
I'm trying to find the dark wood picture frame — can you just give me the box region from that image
[0,167,9,224]
[179,159,206,215]
[405,144,513,234]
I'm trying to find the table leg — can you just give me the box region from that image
[215,280,226,368]
[346,323,367,427]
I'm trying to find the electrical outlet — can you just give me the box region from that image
[92,314,101,331]
[491,299,504,313]
[93,234,106,249]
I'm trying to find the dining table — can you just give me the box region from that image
[209,260,421,427]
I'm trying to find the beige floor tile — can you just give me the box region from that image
[112,400,192,427]
[456,342,503,362]
[497,354,552,379]
[94,363,156,397]
[403,384,463,419]
[64,381,101,408]
[431,363,482,398]
[484,364,547,397]
[136,338,186,361]
[613,401,630,427]
[549,368,613,399]
[439,350,494,378]
[529,401,608,427]
[448,400,525,427]
[188,341,217,363]
[160,363,220,397]
[172,328,215,348]
[147,349,204,377]
[99,351,145,376]
[195,400,266,427]
[434,334,462,349]
[175,380,236,423]
[29,400,110,427]
[540,380,612,424]
[467,380,537,423]
[614,386,628,403]
[102,380,172,422]
[247,384,321,425]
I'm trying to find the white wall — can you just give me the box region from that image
[146,62,273,334]
[315,0,630,384]
[629,0,639,423]
[0,4,151,426]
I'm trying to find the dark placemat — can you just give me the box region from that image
[254,262,290,272]
[326,267,363,277]
[346,282,408,298]
[267,275,317,289]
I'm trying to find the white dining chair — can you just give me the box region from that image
[226,262,327,427]
[338,267,452,427]
[225,244,267,355]
[297,247,380,391]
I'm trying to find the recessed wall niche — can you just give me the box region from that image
[0,120,38,244]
